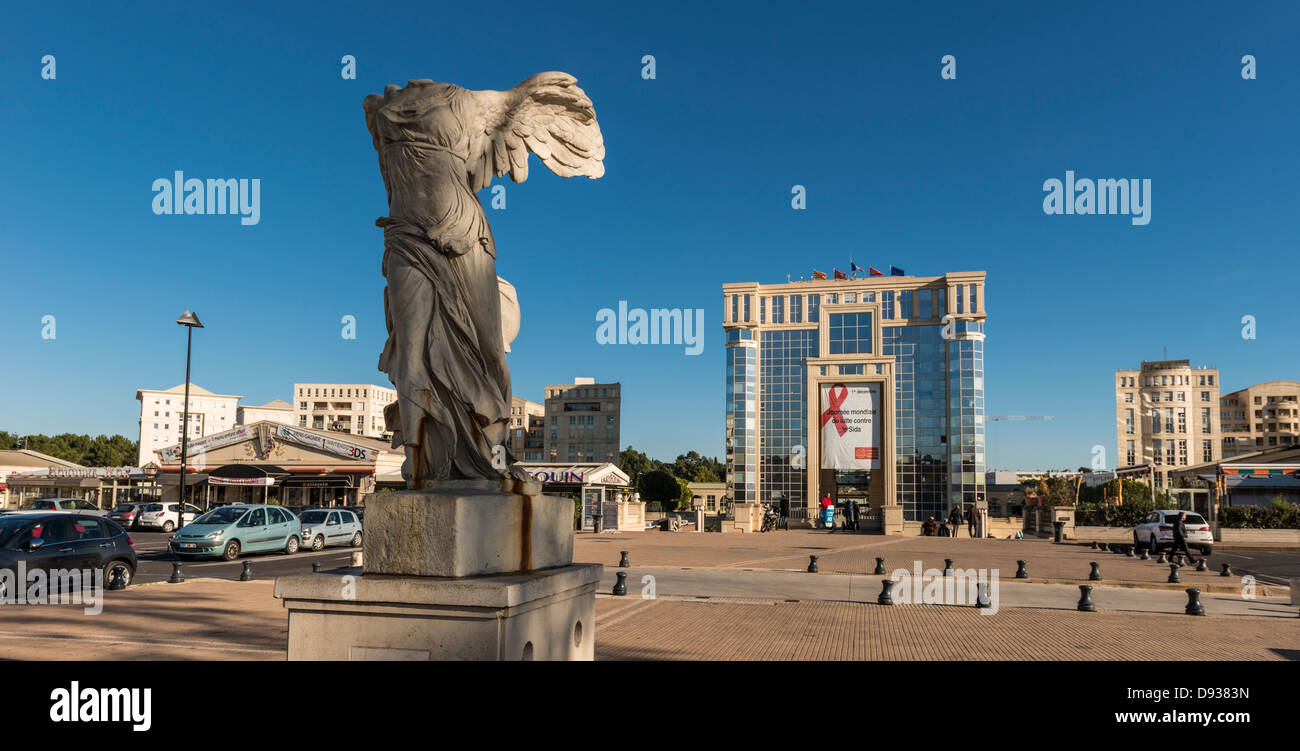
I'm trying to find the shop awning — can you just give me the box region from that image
[207,464,290,486]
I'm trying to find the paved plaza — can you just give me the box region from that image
[0,529,1296,661]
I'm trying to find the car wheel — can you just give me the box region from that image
[350,531,363,548]
[105,560,134,587]
[222,540,241,561]
[1200,546,1213,556]
[1149,535,1160,554]
[311,535,325,552]
[162,520,175,533]
[1132,532,1140,549]
[285,536,300,555]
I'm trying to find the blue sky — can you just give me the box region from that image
[1,0,1297,470]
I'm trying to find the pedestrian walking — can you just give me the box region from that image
[948,504,964,539]
[1167,511,1199,564]
[966,504,977,538]
[821,493,834,530]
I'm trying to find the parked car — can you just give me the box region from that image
[135,502,202,532]
[23,498,109,516]
[170,504,301,561]
[1133,509,1214,555]
[344,506,365,524]
[298,509,363,551]
[0,512,137,597]
[108,503,145,529]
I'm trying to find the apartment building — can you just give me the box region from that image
[136,384,241,466]
[1114,360,1221,490]
[543,378,622,465]
[236,399,295,427]
[509,397,546,462]
[1220,380,1300,458]
[292,383,397,438]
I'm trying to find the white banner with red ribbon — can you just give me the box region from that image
[820,382,880,470]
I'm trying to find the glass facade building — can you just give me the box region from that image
[723,272,987,521]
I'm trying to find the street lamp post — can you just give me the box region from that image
[174,311,203,567]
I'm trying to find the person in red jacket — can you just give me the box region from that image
[821,494,833,529]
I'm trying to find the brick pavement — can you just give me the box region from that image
[0,579,284,661]
[576,530,1287,594]
[1,572,1293,661]
[592,596,1300,661]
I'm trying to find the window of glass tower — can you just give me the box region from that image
[882,325,949,521]
[758,328,817,514]
[828,312,873,355]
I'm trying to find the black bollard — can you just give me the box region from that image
[168,562,185,584]
[312,562,322,573]
[106,569,128,591]
[1124,546,1134,557]
[1077,585,1096,612]
[807,555,819,573]
[239,561,253,582]
[1195,559,1207,572]
[1139,549,1149,561]
[1220,562,1232,577]
[613,571,627,596]
[1015,560,1028,579]
[1184,588,1205,616]
[873,557,886,576]
[943,558,954,577]
[1091,541,1099,550]
[1088,562,1102,581]
[1157,552,1167,564]
[878,578,896,605]
[1167,564,1181,583]
[618,551,630,568]
[1098,542,1108,552]
[975,582,992,608]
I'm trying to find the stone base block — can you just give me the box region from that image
[362,482,574,577]
[274,564,601,661]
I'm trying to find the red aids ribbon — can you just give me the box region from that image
[821,385,850,436]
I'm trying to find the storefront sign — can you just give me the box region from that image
[208,476,276,486]
[159,427,251,463]
[275,426,371,462]
[525,469,585,483]
[45,467,143,479]
[820,382,881,470]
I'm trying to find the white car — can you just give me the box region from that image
[1133,510,1214,556]
[24,498,109,516]
[136,502,202,532]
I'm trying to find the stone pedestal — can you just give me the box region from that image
[1049,505,1076,540]
[276,479,597,661]
[615,501,646,532]
[275,564,600,660]
[882,503,904,536]
[363,481,572,578]
[733,502,763,533]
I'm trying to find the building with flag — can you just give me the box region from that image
[721,270,988,524]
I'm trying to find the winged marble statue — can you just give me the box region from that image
[364,72,604,488]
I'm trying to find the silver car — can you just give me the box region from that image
[25,498,109,516]
[1133,509,1214,555]
[298,509,363,551]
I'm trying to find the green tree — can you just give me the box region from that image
[640,469,683,510]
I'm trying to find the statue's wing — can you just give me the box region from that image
[466,72,605,192]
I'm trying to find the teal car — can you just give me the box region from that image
[170,504,301,561]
